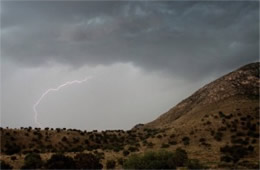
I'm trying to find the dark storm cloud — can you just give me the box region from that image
[1,1,259,78]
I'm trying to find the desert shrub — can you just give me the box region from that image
[172,148,188,166]
[61,136,67,142]
[95,152,105,160]
[210,130,215,136]
[204,114,209,118]
[106,160,116,169]
[225,114,233,119]
[73,137,80,144]
[123,150,130,156]
[21,153,43,169]
[156,134,162,139]
[56,128,61,133]
[117,157,125,165]
[169,140,177,145]
[0,160,13,169]
[214,132,223,141]
[247,131,259,138]
[170,134,175,138]
[147,142,154,148]
[84,139,89,144]
[238,160,260,169]
[247,145,254,152]
[44,154,76,169]
[10,156,16,161]
[206,121,211,125]
[219,111,226,118]
[161,143,170,148]
[123,148,191,169]
[128,146,139,152]
[74,153,103,169]
[231,138,244,145]
[251,139,257,144]
[185,159,205,169]
[240,117,247,121]
[10,137,15,141]
[182,136,190,145]
[68,146,84,152]
[201,142,211,147]
[220,145,249,163]
[199,138,206,143]
[218,127,227,131]
[123,150,175,169]
[113,145,123,152]
[5,143,21,155]
[236,132,245,137]
[220,155,232,163]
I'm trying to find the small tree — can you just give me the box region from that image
[21,153,43,169]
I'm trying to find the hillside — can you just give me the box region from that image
[0,62,259,169]
[145,62,259,128]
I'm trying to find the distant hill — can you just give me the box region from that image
[0,62,259,169]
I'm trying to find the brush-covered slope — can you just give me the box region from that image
[145,62,259,129]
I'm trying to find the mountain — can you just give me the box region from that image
[136,62,259,168]
[145,62,259,129]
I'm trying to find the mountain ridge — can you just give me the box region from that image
[144,62,259,129]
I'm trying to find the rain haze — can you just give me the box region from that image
[1,1,259,130]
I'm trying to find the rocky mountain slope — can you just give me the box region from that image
[145,62,259,129]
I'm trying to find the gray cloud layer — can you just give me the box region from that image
[2,1,259,79]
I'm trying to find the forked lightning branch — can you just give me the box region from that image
[33,76,92,127]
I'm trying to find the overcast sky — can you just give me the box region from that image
[1,1,259,130]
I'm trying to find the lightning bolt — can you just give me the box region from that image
[33,76,93,127]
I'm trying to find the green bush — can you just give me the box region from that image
[106,159,116,169]
[172,148,188,166]
[21,153,43,169]
[123,148,193,169]
[74,153,103,169]
[123,150,175,169]
[44,154,76,169]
